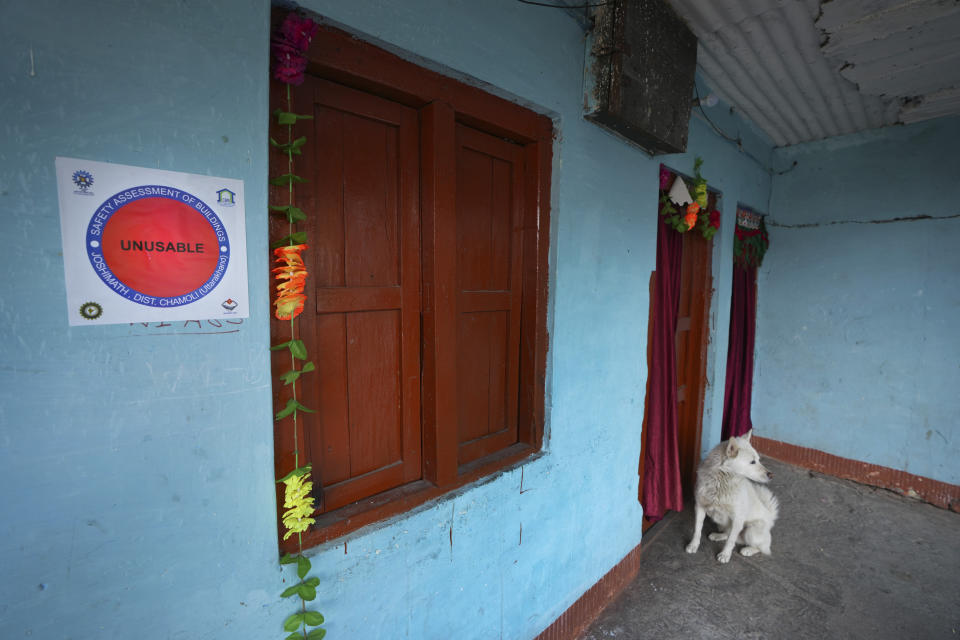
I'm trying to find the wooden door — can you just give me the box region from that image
[675,224,713,498]
[272,76,422,513]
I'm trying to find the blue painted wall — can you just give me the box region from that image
[0,1,281,638]
[1,1,770,638]
[756,117,960,486]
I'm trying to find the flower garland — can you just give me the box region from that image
[269,11,327,640]
[733,208,769,267]
[658,157,720,240]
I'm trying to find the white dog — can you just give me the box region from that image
[685,430,779,563]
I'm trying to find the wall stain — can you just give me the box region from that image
[519,465,534,495]
[86,519,107,534]
[449,502,455,562]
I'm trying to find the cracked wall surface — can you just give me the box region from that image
[756,116,960,486]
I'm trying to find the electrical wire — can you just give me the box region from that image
[515,0,614,8]
[694,85,739,145]
[693,85,797,176]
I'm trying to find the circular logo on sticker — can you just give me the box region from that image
[86,186,230,307]
[79,301,103,320]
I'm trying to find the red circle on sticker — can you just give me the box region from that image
[101,197,220,297]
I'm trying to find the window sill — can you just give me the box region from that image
[282,442,541,552]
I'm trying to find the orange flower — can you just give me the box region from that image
[684,202,700,230]
[273,244,308,320]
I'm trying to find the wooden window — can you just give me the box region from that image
[454,125,525,465]
[270,22,552,548]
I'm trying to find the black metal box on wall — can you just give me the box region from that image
[584,0,697,155]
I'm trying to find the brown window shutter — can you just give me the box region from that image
[297,77,422,512]
[452,124,525,466]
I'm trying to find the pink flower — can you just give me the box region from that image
[271,13,318,85]
[280,14,318,52]
[659,166,673,191]
[272,41,308,85]
[274,64,306,85]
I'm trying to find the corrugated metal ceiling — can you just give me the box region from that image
[663,0,960,147]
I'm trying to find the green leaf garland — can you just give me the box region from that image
[271,11,326,640]
[274,109,315,126]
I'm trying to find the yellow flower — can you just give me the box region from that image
[281,470,317,540]
[695,181,708,209]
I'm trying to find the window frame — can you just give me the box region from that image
[270,20,552,549]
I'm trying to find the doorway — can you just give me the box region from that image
[639,191,715,528]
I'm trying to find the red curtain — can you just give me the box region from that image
[642,217,685,521]
[721,263,757,440]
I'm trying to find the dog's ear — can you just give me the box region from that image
[725,440,739,458]
[744,429,753,442]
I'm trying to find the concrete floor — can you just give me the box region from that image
[581,458,960,639]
